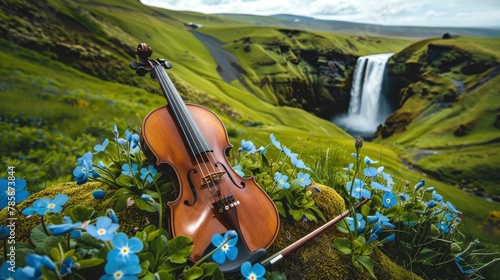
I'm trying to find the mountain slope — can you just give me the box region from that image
[376,36,500,200]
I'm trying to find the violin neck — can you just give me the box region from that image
[153,65,213,156]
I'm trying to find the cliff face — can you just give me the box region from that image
[374,36,500,200]
[376,37,499,139]
[227,30,359,119]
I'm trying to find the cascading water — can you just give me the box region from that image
[333,53,393,138]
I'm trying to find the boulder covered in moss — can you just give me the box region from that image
[1,182,420,279]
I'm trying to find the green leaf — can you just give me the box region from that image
[139,271,156,280]
[415,248,440,264]
[135,198,158,212]
[336,220,350,234]
[45,212,64,225]
[289,208,304,221]
[64,205,95,222]
[355,255,376,279]
[333,237,352,255]
[116,174,134,187]
[199,263,220,279]
[76,258,105,270]
[30,224,49,249]
[183,266,204,280]
[43,236,67,256]
[166,236,193,264]
[51,247,61,262]
[275,201,286,217]
[138,260,151,277]
[155,271,175,280]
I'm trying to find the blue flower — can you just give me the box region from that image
[239,140,256,153]
[140,194,154,203]
[22,194,69,216]
[270,133,281,150]
[0,178,29,210]
[381,172,394,186]
[274,172,290,189]
[113,124,119,135]
[343,163,354,171]
[454,257,474,275]
[363,167,379,177]
[346,179,371,199]
[425,187,435,193]
[125,130,140,149]
[18,254,57,279]
[92,190,106,199]
[282,147,298,159]
[211,230,238,264]
[414,180,425,191]
[47,219,82,237]
[445,201,461,214]
[437,222,450,233]
[364,156,378,165]
[346,213,366,233]
[367,211,395,228]
[398,193,410,202]
[351,152,358,159]
[233,165,244,177]
[140,165,158,183]
[241,261,266,280]
[73,152,99,184]
[445,212,457,222]
[426,200,437,208]
[86,217,119,241]
[384,233,396,242]
[255,146,267,154]
[291,157,311,170]
[0,261,24,279]
[382,192,397,208]
[94,139,109,152]
[107,209,119,223]
[60,257,79,277]
[370,181,392,192]
[432,191,443,202]
[367,232,378,243]
[100,257,141,280]
[107,232,143,264]
[121,163,138,177]
[297,172,311,187]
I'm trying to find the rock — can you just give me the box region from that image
[442,33,452,39]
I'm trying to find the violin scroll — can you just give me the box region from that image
[129,43,172,77]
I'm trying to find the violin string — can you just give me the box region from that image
[153,61,222,204]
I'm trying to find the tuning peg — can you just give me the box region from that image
[130,61,141,70]
[164,61,172,69]
[136,66,147,76]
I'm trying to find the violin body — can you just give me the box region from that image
[142,103,280,261]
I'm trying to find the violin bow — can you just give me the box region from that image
[260,198,370,268]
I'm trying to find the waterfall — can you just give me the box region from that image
[333,53,393,138]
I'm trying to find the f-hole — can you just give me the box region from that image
[215,162,245,189]
[185,169,198,206]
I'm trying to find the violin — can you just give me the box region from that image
[130,43,280,269]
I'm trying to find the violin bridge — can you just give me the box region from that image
[201,171,226,186]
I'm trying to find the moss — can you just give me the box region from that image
[0,182,157,245]
[266,183,421,279]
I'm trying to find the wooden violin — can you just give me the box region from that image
[130,43,279,270]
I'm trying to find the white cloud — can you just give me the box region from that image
[140,0,500,27]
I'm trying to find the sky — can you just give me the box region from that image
[140,0,500,28]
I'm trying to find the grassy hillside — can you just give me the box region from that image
[377,36,500,200]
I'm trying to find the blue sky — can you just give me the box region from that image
[141,0,500,28]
